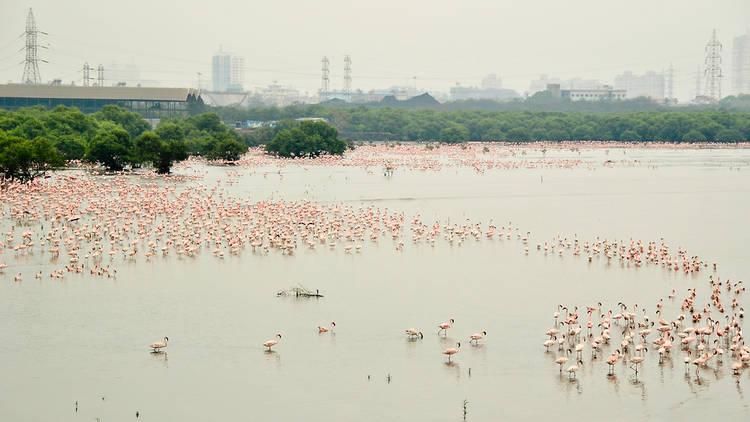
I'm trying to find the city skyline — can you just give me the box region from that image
[1,1,748,102]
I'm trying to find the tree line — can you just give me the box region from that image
[216,104,750,143]
[0,105,253,181]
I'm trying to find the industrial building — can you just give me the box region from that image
[546,84,626,101]
[733,32,750,95]
[0,84,202,118]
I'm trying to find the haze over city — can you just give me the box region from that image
[3,2,750,422]
[1,0,749,102]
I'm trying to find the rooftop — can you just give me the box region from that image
[0,84,200,102]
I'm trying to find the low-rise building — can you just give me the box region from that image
[547,84,626,101]
[0,84,202,117]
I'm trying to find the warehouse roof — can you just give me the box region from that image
[0,84,200,102]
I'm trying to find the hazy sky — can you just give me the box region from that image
[1,0,749,101]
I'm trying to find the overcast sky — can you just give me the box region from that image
[1,0,748,101]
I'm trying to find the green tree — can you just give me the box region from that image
[265,121,347,157]
[439,124,469,143]
[93,105,151,139]
[85,128,132,171]
[682,129,707,142]
[714,128,746,142]
[619,130,640,141]
[481,128,505,141]
[134,131,188,173]
[0,133,64,181]
[207,138,247,161]
[53,136,87,160]
[155,122,186,142]
[506,127,530,142]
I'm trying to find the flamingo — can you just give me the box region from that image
[555,349,571,373]
[566,364,579,379]
[405,328,424,339]
[318,322,335,333]
[149,336,168,352]
[630,355,645,376]
[443,342,460,361]
[469,331,487,344]
[264,333,282,351]
[606,349,621,374]
[437,318,454,336]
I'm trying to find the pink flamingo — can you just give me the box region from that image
[264,333,282,350]
[469,331,487,344]
[318,322,335,333]
[405,328,424,339]
[437,318,454,336]
[149,336,168,352]
[443,342,460,361]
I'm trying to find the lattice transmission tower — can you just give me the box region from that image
[97,64,104,86]
[321,56,330,100]
[704,29,723,102]
[22,8,46,84]
[83,62,91,86]
[343,55,352,102]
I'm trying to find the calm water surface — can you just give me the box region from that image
[1,147,749,421]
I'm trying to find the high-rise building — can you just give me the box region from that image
[481,74,502,90]
[613,70,665,100]
[732,32,750,95]
[212,48,244,92]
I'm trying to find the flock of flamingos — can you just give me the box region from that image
[1,142,747,383]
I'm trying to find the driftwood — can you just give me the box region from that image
[276,284,323,298]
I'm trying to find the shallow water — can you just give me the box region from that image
[1,147,749,421]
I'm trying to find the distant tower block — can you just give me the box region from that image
[695,66,702,99]
[666,63,674,102]
[343,55,352,102]
[22,8,43,84]
[97,64,104,87]
[321,56,330,100]
[704,29,723,102]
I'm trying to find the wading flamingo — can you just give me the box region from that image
[264,333,282,351]
[438,318,455,336]
[443,342,460,361]
[405,328,424,339]
[150,336,168,352]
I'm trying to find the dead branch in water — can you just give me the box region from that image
[276,284,323,298]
